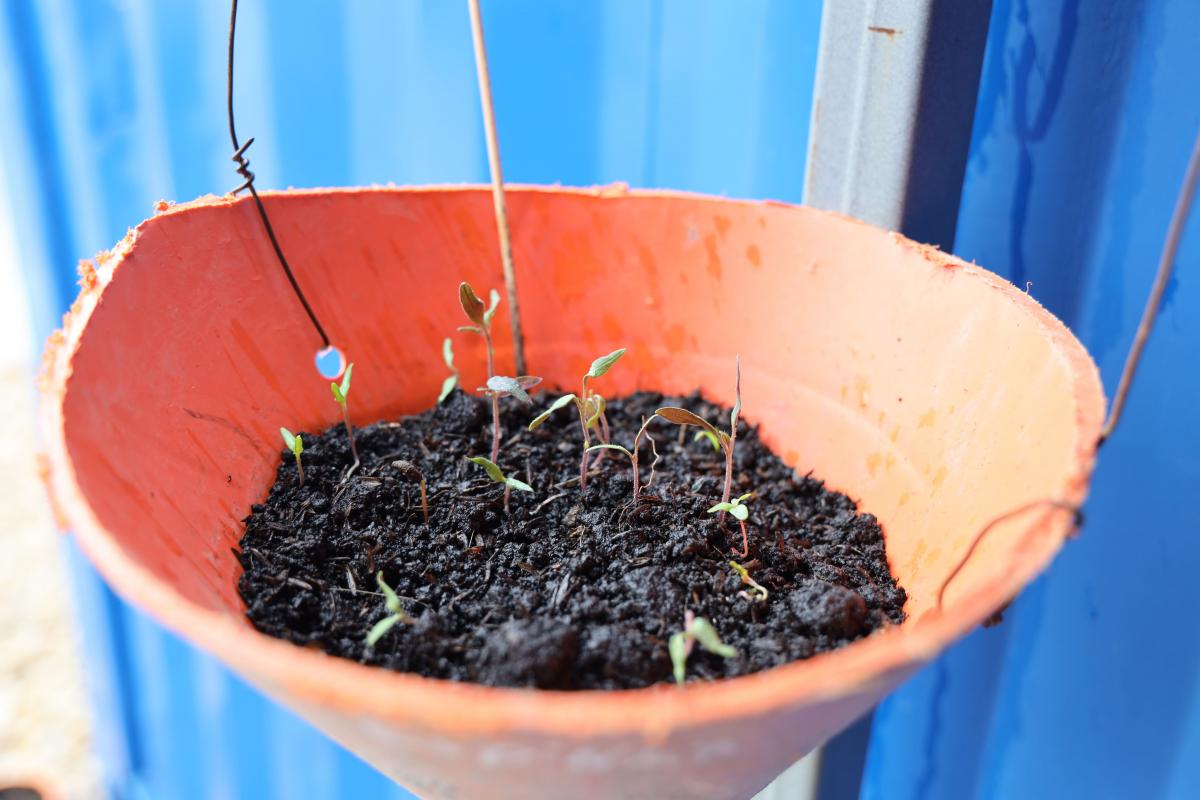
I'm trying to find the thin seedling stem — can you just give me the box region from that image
[732,519,749,558]
[490,393,502,463]
[342,406,359,467]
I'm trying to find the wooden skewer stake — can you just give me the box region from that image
[467,0,527,375]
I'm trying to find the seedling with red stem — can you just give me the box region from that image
[668,610,738,685]
[728,559,768,602]
[279,427,304,487]
[527,348,625,493]
[656,355,742,512]
[391,460,429,524]
[329,363,359,467]
[466,455,533,513]
[709,492,754,557]
[585,414,661,503]
[481,374,542,463]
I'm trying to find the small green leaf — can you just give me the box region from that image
[293,434,303,456]
[442,337,455,370]
[458,325,483,334]
[690,617,737,659]
[587,348,626,379]
[708,502,735,515]
[585,443,633,460]
[487,375,532,405]
[339,363,354,398]
[330,382,344,405]
[528,394,577,430]
[505,476,534,493]
[738,492,754,502]
[729,560,750,581]
[376,571,402,614]
[669,631,689,685]
[693,429,722,451]
[459,282,486,325]
[482,288,501,326]
[366,615,400,647]
[280,427,296,451]
[438,374,458,403]
[730,503,749,521]
[466,456,506,484]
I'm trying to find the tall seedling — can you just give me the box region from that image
[655,356,742,512]
[527,348,625,493]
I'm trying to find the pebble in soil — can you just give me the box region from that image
[237,390,907,690]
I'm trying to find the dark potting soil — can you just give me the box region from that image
[237,391,907,690]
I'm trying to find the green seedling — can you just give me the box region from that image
[391,460,429,524]
[329,362,359,467]
[668,610,738,686]
[466,455,533,513]
[729,559,768,602]
[438,337,459,403]
[694,429,721,451]
[480,374,542,463]
[528,348,625,492]
[656,355,742,512]
[585,415,661,503]
[365,571,413,647]
[709,492,754,558]
[279,427,305,487]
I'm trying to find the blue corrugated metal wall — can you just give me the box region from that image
[0,2,822,797]
[5,1,1197,798]
[863,0,1200,798]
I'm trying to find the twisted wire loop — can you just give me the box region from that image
[226,0,331,349]
[935,499,1083,611]
[230,137,256,195]
[935,125,1199,615]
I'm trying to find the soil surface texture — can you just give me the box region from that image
[238,390,907,690]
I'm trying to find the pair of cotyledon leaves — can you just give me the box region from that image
[527,348,626,432]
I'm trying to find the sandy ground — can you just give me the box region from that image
[0,364,103,799]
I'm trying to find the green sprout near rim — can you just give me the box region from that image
[466,455,533,513]
[655,355,742,516]
[527,348,625,493]
[329,362,359,467]
[438,337,459,403]
[458,281,539,463]
[365,571,414,647]
[480,374,542,463]
[279,427,305,487]
[584,414,661,503]
[668,611,738,686]
[708,492,754,558]
[729,559,768,603]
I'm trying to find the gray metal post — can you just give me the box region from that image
[805,0,993,248]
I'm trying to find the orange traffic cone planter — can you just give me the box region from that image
[41,186,1103,799]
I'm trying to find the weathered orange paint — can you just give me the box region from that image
[41,186,1103,800]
